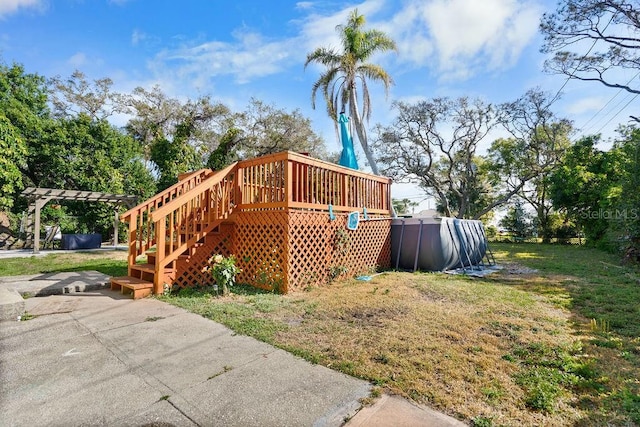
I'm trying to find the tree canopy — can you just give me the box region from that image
[0,58,330,241]
[374,97,497,219]
[491,89,573,241]
[0,114,26,210]
[550,127,640,260]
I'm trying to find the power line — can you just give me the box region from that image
[579,71,640,132]
[583,90,635,133]
[595,92,640,134]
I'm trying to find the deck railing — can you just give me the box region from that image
[236,151,392,214]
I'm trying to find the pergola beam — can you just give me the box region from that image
[21,187,138,205]
[21,187,138,254]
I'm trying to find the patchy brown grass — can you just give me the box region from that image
[272,273,584,426]
[157,243,640,426]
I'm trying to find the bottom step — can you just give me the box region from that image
[110,276,153,299]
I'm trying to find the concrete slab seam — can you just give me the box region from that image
[94,330,177,395]
[166,397,203,427]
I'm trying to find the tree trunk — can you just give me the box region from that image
[348,90,397,217]
[348,93,380,175]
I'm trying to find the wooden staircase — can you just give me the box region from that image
[110,163,238,298]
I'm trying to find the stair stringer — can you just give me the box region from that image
[172,222,236,290]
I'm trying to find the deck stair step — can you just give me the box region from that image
[110,276,153,299]
[131,263,155,273]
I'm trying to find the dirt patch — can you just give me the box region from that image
[500,262,539,275]
[339,305,409,327]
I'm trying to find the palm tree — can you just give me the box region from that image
[305,9,396,176]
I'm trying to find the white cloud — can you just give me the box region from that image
[149,29,296,88]
[566,96,606,115]
[131,29,146,46]
[383,4,434,66]
[296,0,541,81]
[142,0,541,99]
[68,52,87,67]
[298,9,350,56]
[295,1,314,10]
[389,0,542,79]
[0,0,43,17]
[147,0,384,91]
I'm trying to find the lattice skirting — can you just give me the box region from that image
[173,223,234,289]
[172,210,391,293]
[286,211,391,291]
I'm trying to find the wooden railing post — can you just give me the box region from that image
[154,219,166,295]
[127,212,138,275]
[342,174,348,207]
[236,167,244,207]
[285,158,293,205]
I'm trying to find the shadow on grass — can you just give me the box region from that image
[169,283,277,298]
[491,242,640,336]
[489,242,640,425]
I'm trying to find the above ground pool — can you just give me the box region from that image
[391,217,489,271]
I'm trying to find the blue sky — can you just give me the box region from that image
[2,0,638,209]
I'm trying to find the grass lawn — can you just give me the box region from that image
[0,250,128,277]
[159,243,640,427]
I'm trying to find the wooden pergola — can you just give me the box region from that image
[21,187,138,254]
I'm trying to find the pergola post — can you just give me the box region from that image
[113,206,119,249]
[33,196,52,254]
[25,203,35,249]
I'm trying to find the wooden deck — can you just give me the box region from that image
[111,151,393,296]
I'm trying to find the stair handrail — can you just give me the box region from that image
[121,168,213,271]
[149,163,238,222]
[120,168,213,222]
[148,162,239,293]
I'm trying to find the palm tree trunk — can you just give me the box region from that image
[348,90,397,217]
[348,94,379,175]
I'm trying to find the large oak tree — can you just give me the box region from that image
[374,97,497,219]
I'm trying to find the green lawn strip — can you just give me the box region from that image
[158,285,297,344]
[0,252,128,277]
